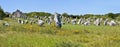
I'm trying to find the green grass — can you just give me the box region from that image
[0,18,120,47]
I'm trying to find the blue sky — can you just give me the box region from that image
[0,0,120,15]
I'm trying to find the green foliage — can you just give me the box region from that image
[0,18,120,47]
[107,13,115,19]
[26,12,52,17]
[62,13,69,17]
[83,14,94,18]
[106,13,119,19]
[0,6,6,20]
[116,15,120,21]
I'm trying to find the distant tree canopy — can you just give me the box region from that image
[106,13,119,19]
[0,6,120,20]
[106,13,115,19]
[0,6,6,20]
[12,11,120,19]
[26,12,52,17]
[61,13,69,17]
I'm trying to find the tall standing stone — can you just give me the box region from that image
[54,13,62,28]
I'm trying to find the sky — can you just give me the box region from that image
[0,0,120,15]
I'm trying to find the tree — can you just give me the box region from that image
[26,12,52,17]
[107,13,115,19]
[0,6,6,20]
[62,13,69,17]
[83,14,94,18]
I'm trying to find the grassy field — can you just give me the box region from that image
[0,18,120,47]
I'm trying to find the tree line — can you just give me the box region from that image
[0,6,120,20]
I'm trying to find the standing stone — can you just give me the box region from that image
[104,19,108,26]
[66,18,70,24]
[94,18,101,26]
[77,18,83,24]
[108,20,116,26]
[18,19,21,24]
[71,19,77,25]
[38,19,44,26]
[24,20,28,24]
[48,16,53,25]
[3,22,10,26]
[84,21,90,26]
[54,13,62,28]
